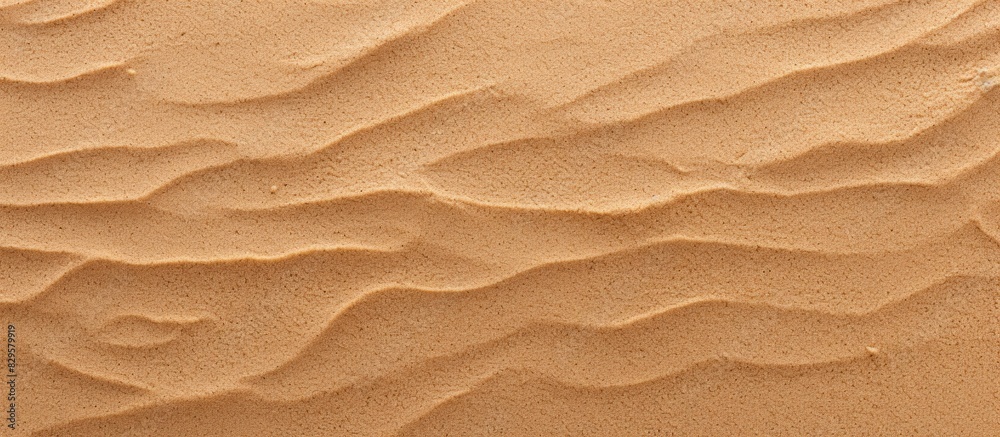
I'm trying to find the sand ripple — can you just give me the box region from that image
[2,0,998,434]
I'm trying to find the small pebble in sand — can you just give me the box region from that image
[865,346,880,355]
[976,68,996,91]
[126,68,137,75]
[269,185,278,193]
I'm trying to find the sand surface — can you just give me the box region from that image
[2,0,999,435]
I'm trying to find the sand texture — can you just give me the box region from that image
[2,0,1000,435]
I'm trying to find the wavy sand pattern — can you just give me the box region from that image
[1,0,999,435]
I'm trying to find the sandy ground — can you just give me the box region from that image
[1,0,999,435]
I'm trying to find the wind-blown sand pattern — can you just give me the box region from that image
[1,0,999,435]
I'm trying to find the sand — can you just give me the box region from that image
[1,0,999,435]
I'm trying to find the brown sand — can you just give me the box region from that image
[1,0,999,435]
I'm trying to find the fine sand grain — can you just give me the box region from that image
[2,0,999,435]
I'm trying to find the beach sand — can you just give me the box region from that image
[1,0,999,435]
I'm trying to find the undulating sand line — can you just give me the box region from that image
[2,0,999,435]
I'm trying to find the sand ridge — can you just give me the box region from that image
[1,0,999,435]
